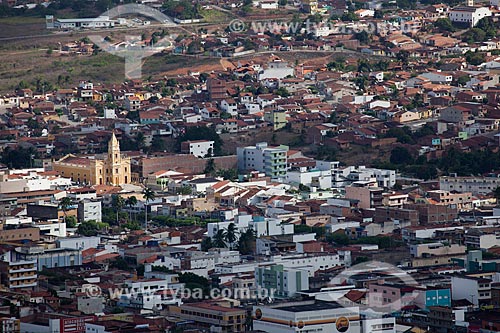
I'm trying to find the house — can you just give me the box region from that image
[448,6,492,27]
[393,110,421,123]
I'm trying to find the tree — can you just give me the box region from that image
[341,12,358,22]
[237,228,256,255]
[204,158,216,175]
[390,146,414,165]
[143,187,155,230]
[276,87,290,97]
[326,232,350,246]
[434,18,454,32]
[493,187,500,201]
[65,215,77,228]
[354,31,370,44]
[176,185,192,195]
[465,51,485,66]
[125,196,137,222]
[111,195,125,224]
[216,168,238,181]
[396,50,410,68]
[201,237,213,251]
[225,223,238,250]
[212,229,227,248]
[1,146,39,169]
[151,136,165,152]
[463,28,487,44]
[77,220,107,236]
[59,197,72,226]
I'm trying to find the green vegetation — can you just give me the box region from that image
[1,146,38,168]
[237,229,256,255]
[462,17,496,44]
[326,233,404,249]
[178,272,210,297]
[383,124,436,144]
[77,220,108,236]
[434,18,455,32]
[162,0,202,20]
[465,51,485,66]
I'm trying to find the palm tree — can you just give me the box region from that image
[111,195,125,224]
[238,228,256,255]
[59,197,72,225]
[125,196,138,221]
[225,223,238,250]
[212,229,227,248]
[142,187,155,230]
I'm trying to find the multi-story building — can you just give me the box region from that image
[286,167,332,190]
[14,246,82,270]
[237,142,288,179]
[439,175,500,195]
[169,301,247,333]
[415,287,452,309]
[0,227,40,242]
[255,264,309,298]
[264,109,287,130]
[345,183,384,209]
[124,96,140,111]
[448,6,492,27]
[374,207,419,225]
[382,192,409,208]
[464,228,500,249]
[427,190,473,211]
[180,140,215,158]
[411,306,466,333]
[0,317,20,333]
[0,251,37,291]
[410,242,466,258]
[451,273,500,306]
[77,200,102,223]
[253,301,361,333]
[403,203,458,225]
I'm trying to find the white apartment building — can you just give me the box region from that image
[363,318,396,333]
[207,214,294,241]
[286,167,332,189]
[180,140,214,158]
[56,236,101,251]
[255,264,309,298]
[464,228,500,249]
[271,252,351,276]
[77,200,102,223]
[439,175,500,195]
[451,274,500,306]
[315,162,396,189]
[237,142,288,179]
[0,170,72,194]
[253,301,361,333]
[448,6,492,27]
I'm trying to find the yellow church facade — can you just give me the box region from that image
[53,133,131,186]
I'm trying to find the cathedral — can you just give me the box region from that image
[53,133,131,186]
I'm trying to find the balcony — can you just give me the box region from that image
[10,282,37,288]
[10,275,37,281]
[9,267,36,274]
